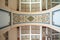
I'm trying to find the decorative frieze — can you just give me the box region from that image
[13,13,50,24]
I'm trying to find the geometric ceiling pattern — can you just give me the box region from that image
[13,13,50,24]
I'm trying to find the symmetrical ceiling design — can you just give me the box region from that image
[0,5,60,33]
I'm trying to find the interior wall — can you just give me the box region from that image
[8,0,17,10]
[0,33,5,40]
[0,0,17,11]
[0,0,5,8]
[8,27,17,40]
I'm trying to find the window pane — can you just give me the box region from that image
[31,4,40,12]
[21,4,30,12]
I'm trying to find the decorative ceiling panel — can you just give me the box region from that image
[13,13,50,24]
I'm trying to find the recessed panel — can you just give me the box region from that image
[0,9,11,29]
[21,4,30,12]
[53,9,60,27]
[31,4,40,12]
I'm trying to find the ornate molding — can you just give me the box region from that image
[13,13,50,24]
